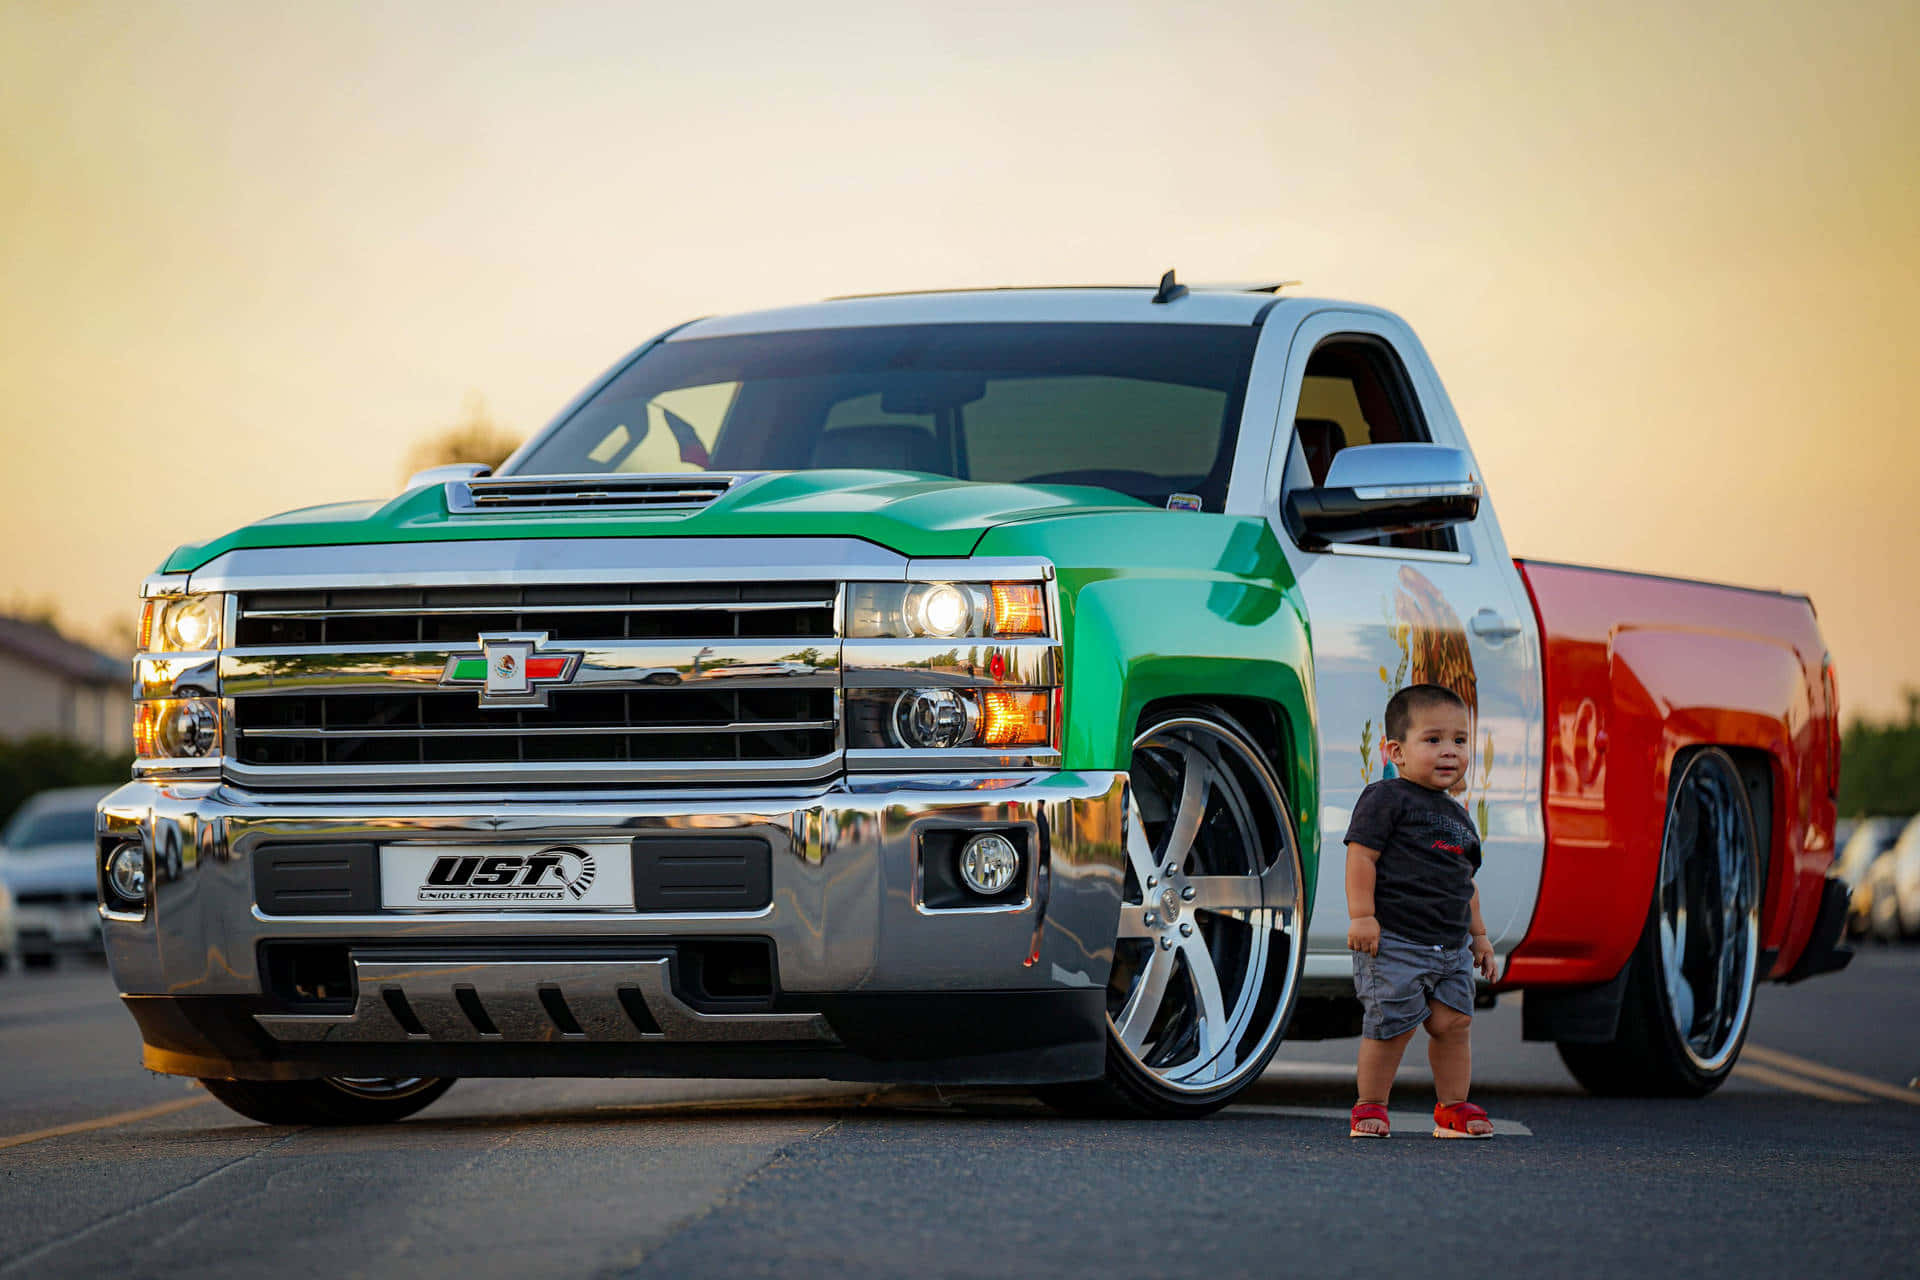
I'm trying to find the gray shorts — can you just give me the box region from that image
[1352,929,1476,1039]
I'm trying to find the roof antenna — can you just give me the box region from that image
[1151,269,1188,304]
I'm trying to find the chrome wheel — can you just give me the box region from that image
[199,1075,455,1125]
[1654,750,1760,1074]
[1557,747,1760,1097]
[324,1076,443,1100]
[1090,710,1305,1111]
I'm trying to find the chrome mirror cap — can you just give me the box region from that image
[1288,443,1480,548]
[1321,442,1473,491]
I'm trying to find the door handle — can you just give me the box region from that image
[1470,609,1521,641]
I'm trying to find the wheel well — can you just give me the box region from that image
[1524,743,1777,1044]
[1134,695,1296,802]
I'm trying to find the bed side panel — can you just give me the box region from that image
[1503,561,1837,988]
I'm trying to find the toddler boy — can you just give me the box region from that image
[1345,683,1497,1139]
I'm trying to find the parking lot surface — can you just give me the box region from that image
[2,950,1916,1278]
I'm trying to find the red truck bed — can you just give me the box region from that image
[1505,560,1841,988]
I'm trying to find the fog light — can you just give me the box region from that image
[106,843,147,904]
[892,688,978,749]
[958,833,1020,896]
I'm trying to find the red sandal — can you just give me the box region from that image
[1349,1103,1390,1138]
[1432,1100,1494,1139]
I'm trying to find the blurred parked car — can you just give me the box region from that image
[1857,815,1920,943]
[0,786,112,968]
[1837,816,1906,938]
[0,873,15,971]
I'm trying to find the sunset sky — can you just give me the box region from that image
[2,1,1914,717]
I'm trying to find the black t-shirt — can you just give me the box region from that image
[1343,776,1482,946]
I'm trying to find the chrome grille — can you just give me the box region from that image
[226,582,841,786]
[447,473,738,513]
[235,582,834,647]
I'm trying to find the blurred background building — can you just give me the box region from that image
[0,616,126,754]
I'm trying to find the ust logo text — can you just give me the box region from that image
[426,854,564,889]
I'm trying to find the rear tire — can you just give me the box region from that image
[200,1076,454,1126]
[1557,748,1760,1097]
[1042,705,1306,1118]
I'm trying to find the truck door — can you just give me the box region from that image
[1262,309,1545,980]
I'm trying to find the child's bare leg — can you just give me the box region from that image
[1354,1026,1417,1133]
[1425,1002,1492,1133]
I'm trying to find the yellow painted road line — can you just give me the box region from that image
[0,1094,212,1152]
[1743,1044,1920,1106]
[1732,1062,1869,1104]
[596,1089,893,1116]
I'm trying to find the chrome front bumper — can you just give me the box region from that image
[98,771,1126,1082]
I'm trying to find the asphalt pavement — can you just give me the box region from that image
[2,950,1915,1279]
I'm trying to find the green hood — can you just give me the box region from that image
[161,470,1151,572]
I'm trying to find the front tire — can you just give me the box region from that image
[1044,706,1306,1117]
[200,1076,455,1126]
[1558,748,1761,1097]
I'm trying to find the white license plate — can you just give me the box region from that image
[379,841,635,910]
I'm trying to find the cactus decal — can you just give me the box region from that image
[1358,566,1496,836]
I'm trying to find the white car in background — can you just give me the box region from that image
[0,786,114,968]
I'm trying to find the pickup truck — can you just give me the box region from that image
[100,281,1850,1122]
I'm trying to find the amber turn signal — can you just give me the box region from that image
[988,583,1047,636]
[979,689,1051,747]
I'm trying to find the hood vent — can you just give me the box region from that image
[447,473,740,514]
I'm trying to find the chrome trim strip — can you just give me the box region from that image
[901,557,1056,583]
[222,640,841,696]
[132,758,222,780]
[846,747,1061,771]
[142,575,192,599]
[186,539,913,593]
[1322,542,1472,565]
[841,639,1062,688]
[222,754,843,788]
[240,600,834,619]
[243,720,838,739]
[253,957,836,1044]
[134,654,220,700]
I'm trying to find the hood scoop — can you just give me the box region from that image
[446,473,743,514]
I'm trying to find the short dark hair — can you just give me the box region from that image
[1384,683,1469,742]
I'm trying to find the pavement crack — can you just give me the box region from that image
[604,1109,855,1278]
[0,1128,308,1274]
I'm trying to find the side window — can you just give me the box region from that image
[1289,337,1455,553]
[581,382,738,473]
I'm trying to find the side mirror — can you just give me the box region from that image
[1285,443,1479,548]
[405,462,492,491]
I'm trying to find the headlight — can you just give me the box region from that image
[135,698,222,759]
[893,688,978,749]
[139,593,226,652]
[846,581,1049,639]
[907,583,973,638]
[852,687,1056,752]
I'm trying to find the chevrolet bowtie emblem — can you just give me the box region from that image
[440,633,582,708]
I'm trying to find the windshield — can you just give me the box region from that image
[3,806,96,850]
[513,323,1259,511]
